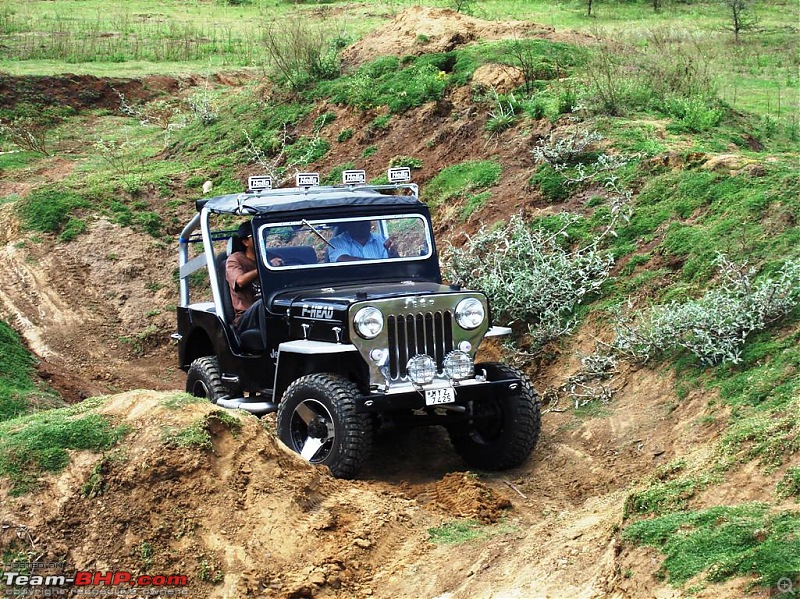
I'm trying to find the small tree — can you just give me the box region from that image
[0,118,51,156]
[449,0,477,14]
[505,39,558,94]
[261,17,340,91]
[723,0,758,43]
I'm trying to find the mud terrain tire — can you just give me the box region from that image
[277,373,372,479]
[186,356,229,402]
[447,362,541,470]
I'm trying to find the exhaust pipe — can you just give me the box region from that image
[216,397,277,417]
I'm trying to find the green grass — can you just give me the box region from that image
[460,190,491,221]
[427,517,515,545]
[1,0,795,139]
[315,52,458,114]
[622,503,800,589]
[529,164,571,202]
[0,150,39,170]
[714,326,800,471]
[322,161,355,186]
[424,160,502,208]
[0,321,41,422]
[161,411,242,451]
[161,393,208,410]
[624,475,714,519]
[427,519,486,545]
[777,468,800,501]
[608,160,800,285]
[15,188,89,235]
[0,398,128,494]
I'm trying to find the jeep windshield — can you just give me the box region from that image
[256,214,432,270]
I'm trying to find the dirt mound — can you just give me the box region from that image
[342,6,567,68]
[404,472,512,523]
[0,391,529,598]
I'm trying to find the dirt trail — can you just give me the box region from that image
[0,205,183,400]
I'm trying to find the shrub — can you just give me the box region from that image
[336,128,354,143]
[522,96,549,120]
[529,164,571,202]
[0,117,51,156]
[370,115,391,131]
[612,256,800,365]
[485,92,519,134]
[284,135,329,166]
[389,155,423,169]
[444,214,615,354]
[659,96,725,133]
[581,30,717,117]
[313,111,336,131]
[188,90,219,125]
[532,128,603,167]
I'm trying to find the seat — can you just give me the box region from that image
[216,251,236,324]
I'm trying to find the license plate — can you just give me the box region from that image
[425,387,455,406]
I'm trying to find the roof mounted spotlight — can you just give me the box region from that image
[247,175,273,193]
[296,172,320,189]
[342,169,366,186]
[388,167,411,183]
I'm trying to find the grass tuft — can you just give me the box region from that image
[0,401,129,495]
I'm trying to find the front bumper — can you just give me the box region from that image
[355,377,520,413]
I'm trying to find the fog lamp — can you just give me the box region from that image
[406,354,436,385]
[443,351,474,380]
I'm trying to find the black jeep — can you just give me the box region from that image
[174,169,541,477]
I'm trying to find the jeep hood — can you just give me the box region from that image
[271,281,455,312]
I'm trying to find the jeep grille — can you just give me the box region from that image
[386,311,454,379]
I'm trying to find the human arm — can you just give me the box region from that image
[226,253,259,292]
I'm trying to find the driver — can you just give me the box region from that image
[327,221,397,262]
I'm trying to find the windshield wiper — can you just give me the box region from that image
[301,219,334,248]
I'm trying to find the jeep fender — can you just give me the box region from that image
[274,341,365,401]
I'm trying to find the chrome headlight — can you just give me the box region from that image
[407,354,436,385]
[443,350,474,380]
[354,306,383,339]
[455,298,485,330]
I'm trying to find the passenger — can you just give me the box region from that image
[327,221,397,262]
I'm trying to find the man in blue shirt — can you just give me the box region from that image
[328,221,397,262]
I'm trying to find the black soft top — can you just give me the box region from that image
[197,188,423,216]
